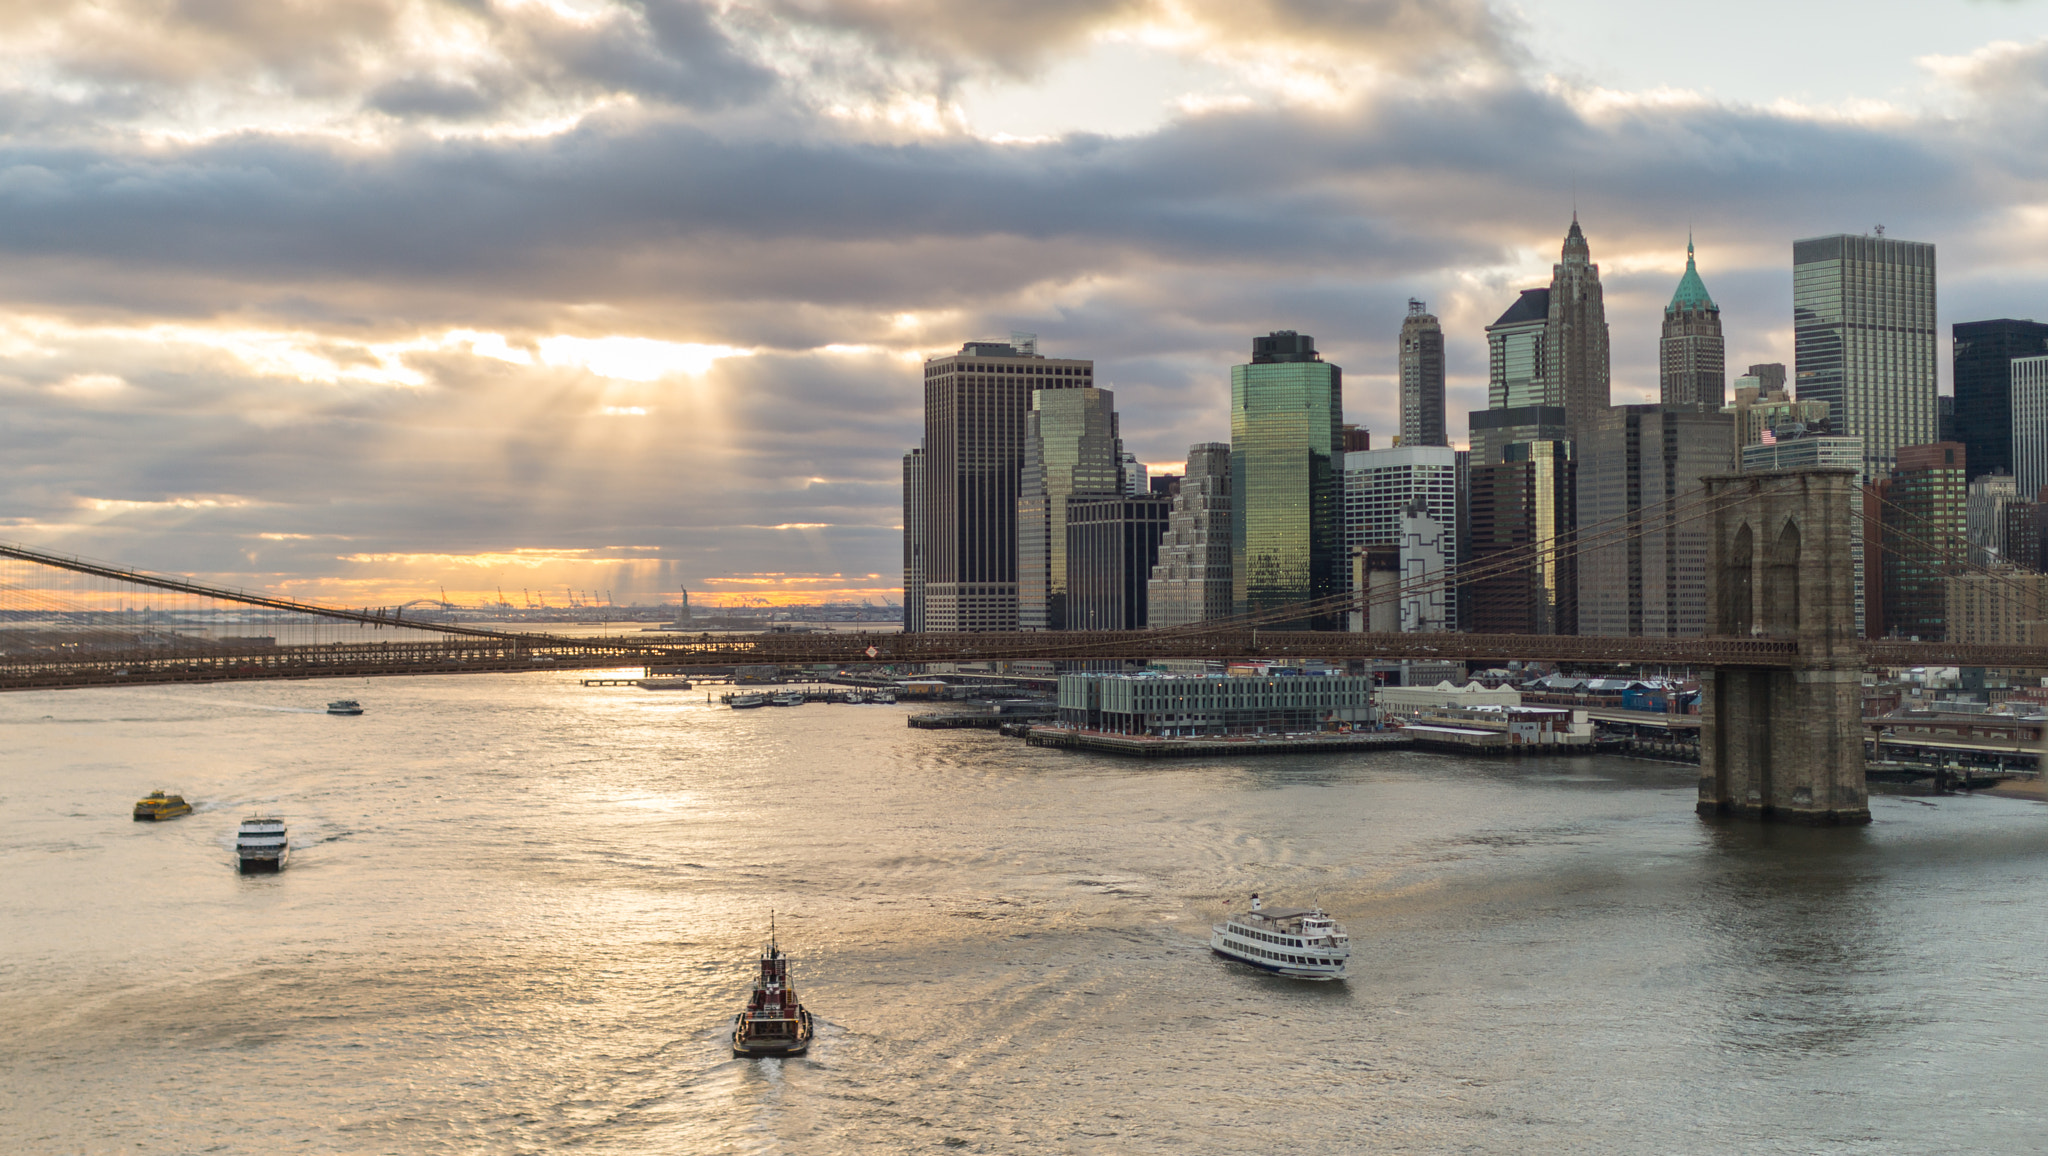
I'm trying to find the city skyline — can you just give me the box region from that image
[3,2,2048,606]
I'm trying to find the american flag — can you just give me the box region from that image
[1761,427,1777,445]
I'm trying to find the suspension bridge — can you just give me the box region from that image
[4,467,2044,823]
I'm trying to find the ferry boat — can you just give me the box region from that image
[731,920,814,1057]
[729,693,768,709]
[327,700,363,716]
[769,691,805,707]
[1210,894,1349,981]
[132,790,193,821]
[235,817,291,874]
[635,679,694,691]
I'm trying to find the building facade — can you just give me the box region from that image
[1875,442,1967,640]
[2013,356,2048,501]
[1953,319,2048,481]
[1231,331,1344,629]
[920,340,1094,632]
[1793,233,1938,481]
[1575,405,1733,637]
[1967,473,2019,565]
[1468,404,1569,467]
[1147,443,1234,628]
[1660,237,1726,409]
[1399,299,1448,447]
[1065,495,1172,631]
[902,446,925,633]
[1485,290,1550,410]
[1341,445,1459,631]
[1056,671,1376,737]
[1017,387,1123,630]
[1725,380,1829,453]
[1946,571,2048,645]
[1463,443,1576,635]
[1548,215,1612,438]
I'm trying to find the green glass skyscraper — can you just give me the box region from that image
[1231,330,1344,629]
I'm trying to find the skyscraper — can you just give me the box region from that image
[920,339,1093,633]
[1341,445,1459,630]
[1017,387,1123,630]
[1575,405,1733,637]
[2012,355,2048,500]
[1066,495,1173,630]
[1147,443,1233,628]
[902,446,925,632]
[1549,215,1612,437]
[1399,299,1447,447]
[1659,237,1725,408]
[1231,330,1344,629]
[1793,233,1938,480]
[1873,442,1967,640]
[1952,319,2048,481]
[1485,289,1550,410]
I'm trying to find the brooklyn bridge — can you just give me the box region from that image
[6,468,2043,824]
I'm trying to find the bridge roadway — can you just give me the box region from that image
[5,628,2042,692]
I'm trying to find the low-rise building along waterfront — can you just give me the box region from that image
[1056,671,1375,737]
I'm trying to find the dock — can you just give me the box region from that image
[1022,727,1413,759]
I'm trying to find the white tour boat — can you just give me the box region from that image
[1210,893,1349,981]
[729,693,768,709]
[327,700,364,715]
[236,817,291,874]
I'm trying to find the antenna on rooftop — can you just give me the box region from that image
[1874,224,1886,237]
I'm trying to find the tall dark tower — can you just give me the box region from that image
[1398,299,1447,446]
[1547,214,1611,438]
[1953,319,2048,480]
[1659,236,1725,408]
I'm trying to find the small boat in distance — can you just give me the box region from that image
[731,917,814,1057]
[236,817,291,874]
[636,679,694,691]
[1210,893,1350,981]
[133,791,193,821]
[769,691,805,707]
[729,693,768,709]
[327,700,364,716]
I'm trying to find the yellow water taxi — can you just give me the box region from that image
[133,791,194,821]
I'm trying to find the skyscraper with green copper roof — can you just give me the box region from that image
[1231,330,1344,629]
[1660,235,1725,408]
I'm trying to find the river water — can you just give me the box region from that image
[3,673,2044,1154]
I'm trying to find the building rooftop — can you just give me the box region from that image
[1490,288,1551,329]
[1668,236,1717,313]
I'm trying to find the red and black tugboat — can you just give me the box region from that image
[731,916,814,1058]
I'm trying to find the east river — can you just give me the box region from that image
[3,674,2045,1154]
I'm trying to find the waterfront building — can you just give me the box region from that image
[2012,356,2048,501]
[1147,443,1233,628]
[1341,445,1459,630]
[1231,331,1344,629]
[1486,290,1550,411]
[1065,495,1172,631]
[1017,387,1123,630]
[920,339,1094,632]
[1399,299,1448,447]
[902,446,926,632]
[1576,405,1732,638]
[1660,237,1725,409]
[1967,473,2019,565]
[1874,442,1967,640]
[1954,320,2048,480]
[1793,234,1938,480]
[1946,570,2048,645]
[1055,670,1376,737]
[1468,404,1570,467]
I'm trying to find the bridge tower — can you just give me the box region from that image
[1698,467,1870,824]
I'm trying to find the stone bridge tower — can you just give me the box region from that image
[1699,468,1870,824]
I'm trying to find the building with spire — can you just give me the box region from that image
[1399,299,1447,447]
[1549,214,1611,438]
[1660,237,1725,409]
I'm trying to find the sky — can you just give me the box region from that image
[2,0,2046,607]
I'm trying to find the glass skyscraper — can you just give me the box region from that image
[1793,234,1937,480]
[1231,331,1343,629]
[1952,318,2048,481]
[1017,387,1123,630]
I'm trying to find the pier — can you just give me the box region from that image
[1023,726,1413,759]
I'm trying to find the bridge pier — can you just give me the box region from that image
[1698,468,1870,825]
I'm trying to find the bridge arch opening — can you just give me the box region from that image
[1765,517,1801,637]
[1722,522,1754,635]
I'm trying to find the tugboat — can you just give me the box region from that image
[1210,893,1350,981]
[731,917,814,1057]
[132,790,194,821]
[327,700,364,716]
[235,817,291,874]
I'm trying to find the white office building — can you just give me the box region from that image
[1341,445,1458,631]
[2013,356,2048,502]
